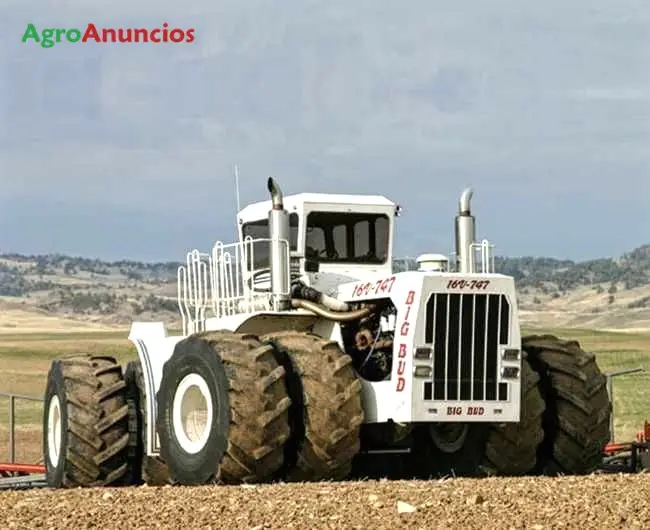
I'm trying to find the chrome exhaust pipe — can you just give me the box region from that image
[267,177,291,310]
[455,188,476,273]
[268,176,284,210]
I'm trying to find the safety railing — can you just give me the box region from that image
[448,240,495,273]
[469,240,496,273]
[177,237,290,335]
[393,240,495,275]
[177,249,211,336]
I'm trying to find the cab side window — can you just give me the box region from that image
[241,213,299,270]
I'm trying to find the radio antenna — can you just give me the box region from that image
[234,164,241,213]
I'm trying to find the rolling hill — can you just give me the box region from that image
[1,244,649,332]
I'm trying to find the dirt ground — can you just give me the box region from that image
[1,329,649,529]
[0,474,648,529]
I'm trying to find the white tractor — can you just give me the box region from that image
[41,177,612,487]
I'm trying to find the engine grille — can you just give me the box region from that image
[423,293,510,402]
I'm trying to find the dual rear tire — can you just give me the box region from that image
[128,330,364,485]
[523,334,612,475]
[43,330,365,487]
[261,331,364,481]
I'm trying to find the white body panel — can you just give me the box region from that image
[129,322,184,455]
[130,269,521,457]
[335,271,521,424]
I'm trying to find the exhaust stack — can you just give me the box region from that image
[455,188,476,273]
[267,177,291,310]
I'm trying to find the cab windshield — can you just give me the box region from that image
[305,211,389,264]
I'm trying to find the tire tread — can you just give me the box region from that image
[262,331,364,481]
[45,354,131,487]
[196,331,291,483]
[523,334,612,474]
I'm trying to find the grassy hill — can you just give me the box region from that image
[1,244,649,331]
[0,253,180,328]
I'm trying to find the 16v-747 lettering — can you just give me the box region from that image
[446,279,490,290]
[352,276,396,298]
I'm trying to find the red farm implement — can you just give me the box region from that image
[599,368,650,473]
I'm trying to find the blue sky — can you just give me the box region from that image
[0,1,648,262]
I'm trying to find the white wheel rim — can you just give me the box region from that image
[172,373,213,455]
[47,395,62,466]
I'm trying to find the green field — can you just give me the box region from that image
[0,327,648,464]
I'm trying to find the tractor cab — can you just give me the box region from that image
[237,192,398,293]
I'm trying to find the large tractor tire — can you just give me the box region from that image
[481,358,545,475]
[523,334,612,475]
[155,331,291,485]
[262,331,364,481]
[43,355,132,487]
[409,358,544,478]
[124,360,171,485]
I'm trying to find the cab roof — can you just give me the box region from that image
[237,192,396,222]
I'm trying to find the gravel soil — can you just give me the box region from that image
[1,474,649,529]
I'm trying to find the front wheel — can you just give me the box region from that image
[481,358,546,475]
[409,358,545,478]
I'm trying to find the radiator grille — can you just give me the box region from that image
[423,293,510,402]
